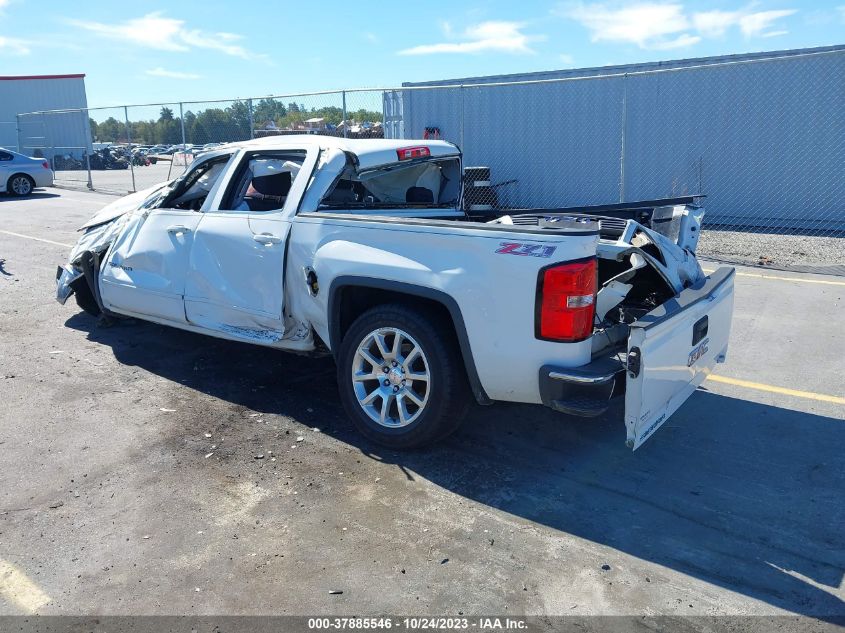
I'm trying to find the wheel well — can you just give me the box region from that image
[329,281,491,404]
[339,283,454,336]
[8,173,34,185]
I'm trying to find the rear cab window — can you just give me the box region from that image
[318,153,462,216]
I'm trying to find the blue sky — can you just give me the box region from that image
[0,0,842,107]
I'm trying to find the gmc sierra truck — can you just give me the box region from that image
[56,136,735,449]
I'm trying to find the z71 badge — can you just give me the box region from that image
[688,337,710,366]
[495,242,557,258]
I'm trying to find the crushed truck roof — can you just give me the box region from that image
[223,136,460,170]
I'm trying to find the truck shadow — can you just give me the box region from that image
[66,313,845,618]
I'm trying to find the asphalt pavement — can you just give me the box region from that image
[1,188,843,621]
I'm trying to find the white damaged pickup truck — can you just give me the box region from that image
[56,136,734,449]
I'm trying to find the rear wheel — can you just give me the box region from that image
[337,304,471,449]
[8,174,34,197]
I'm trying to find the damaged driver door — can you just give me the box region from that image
[99,154,233,324]
[183,147,317,344]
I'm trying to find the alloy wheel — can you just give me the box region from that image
[351,327,431,428]
[11,176,32,196]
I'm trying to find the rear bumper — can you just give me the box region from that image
[539,352,626,417]
[33,170,54,188]
[539,267,735,424]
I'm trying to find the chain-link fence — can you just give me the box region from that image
[13,47,844,270]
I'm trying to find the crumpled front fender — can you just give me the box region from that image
[56,212,136,306]
[56,265,82,304]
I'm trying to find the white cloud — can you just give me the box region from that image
[559,53,575,64]
[363,32,378,43]
[145,67,202,80]
[563,2,690,48]
[560,2,798,49]
[738,9,797,37]
[649,32,701,49]
[68,11,262,59]
[692,7,797,39]
[398,21,543,55]
[0,35,31,55]
[692,9,744,37]
[180,29,253,58]
[68,12,187,51]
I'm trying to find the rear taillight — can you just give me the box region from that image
[536,258,597,342]
[42,161,49,169]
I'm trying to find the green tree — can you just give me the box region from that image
[350,108,382,123]
[253,98,287,126]
[131,120,151,144]
[96,117,122,142]
[157,107,180,144]
[310,106,344,125]
[183,110,198,144]
[192,108,242,143]
[226,100,252,140]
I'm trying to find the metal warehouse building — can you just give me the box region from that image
[393,45,845,231]
[1,73,92,162]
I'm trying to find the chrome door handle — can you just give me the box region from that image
[167,225,191,234]
[253,233,282,245]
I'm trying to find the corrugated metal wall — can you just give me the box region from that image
[1,75,91,159]
[401,46,845,231]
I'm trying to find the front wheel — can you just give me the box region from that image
[336,304,471,449]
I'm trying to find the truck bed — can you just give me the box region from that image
[488,196,703,240]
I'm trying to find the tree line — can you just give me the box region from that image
[90,99,382,145]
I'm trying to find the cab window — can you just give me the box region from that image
[222,150,306,212]
[155,153,234,211]
[319,157,461,210]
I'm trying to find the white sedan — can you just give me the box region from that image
[0,148,54,196]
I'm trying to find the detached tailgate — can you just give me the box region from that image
[624,267,735,449]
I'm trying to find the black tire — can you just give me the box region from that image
[73,282,101,316]
[7,174,34,197]
[336,304,471,449]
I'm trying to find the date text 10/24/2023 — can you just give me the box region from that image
[307,617,528,630]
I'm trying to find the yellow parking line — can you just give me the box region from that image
[0,230,72,249]
[707,374,845,405]
[0,559,50,613]
[702,268,845,286]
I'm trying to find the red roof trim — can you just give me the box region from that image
[0,74,86,81]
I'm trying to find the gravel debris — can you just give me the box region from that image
[699,230,845,270]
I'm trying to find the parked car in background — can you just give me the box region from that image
[0,148,54,196]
